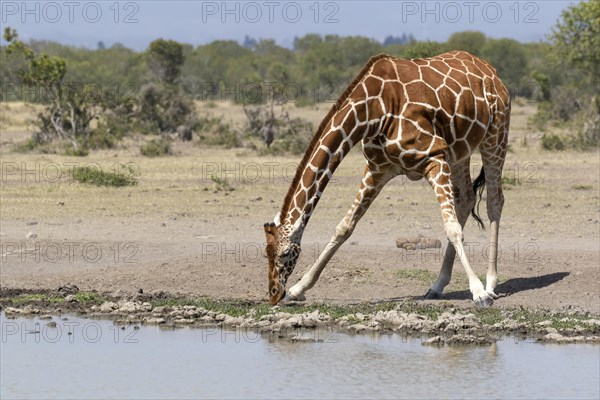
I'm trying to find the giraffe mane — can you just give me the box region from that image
[279,53,392,222]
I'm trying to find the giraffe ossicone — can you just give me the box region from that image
[263,51,510,307]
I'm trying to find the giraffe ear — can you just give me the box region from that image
[273,212,281,226]
[264,222,277,241]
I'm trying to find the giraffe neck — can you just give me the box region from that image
[276,53,392,239]
[280,106,365,238]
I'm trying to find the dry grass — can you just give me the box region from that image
[0,102,598,246]
[0,102,43,132]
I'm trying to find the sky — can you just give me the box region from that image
[0,0,579,50]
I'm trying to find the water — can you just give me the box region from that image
[1,313,598,399]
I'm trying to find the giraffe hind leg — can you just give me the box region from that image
[425,160,475,299]
[425,158,493,307]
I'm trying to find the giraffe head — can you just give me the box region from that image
[263,217,302,305]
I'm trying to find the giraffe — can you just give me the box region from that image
[264,51,510,307]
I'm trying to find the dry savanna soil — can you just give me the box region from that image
[1,102,599,330]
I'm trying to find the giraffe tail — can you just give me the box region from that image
[471,168,486,229]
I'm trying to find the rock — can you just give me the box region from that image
[26,221,38,226]
[288,335,321,343]
[152,306,166,315]
[64,294,77,302]
[58,285,79,295]
[423,336,442,345]
[396,235,441,249]
[46,321,57,328]
[99,301,118,312]
[223,316,245,327]
[118,301,138,313]
[144,317,166,324]
[173,318,195,325]
[541,333,565,342]
[39,315,52,320]
[26,231,37,239]
[349,323,368,332]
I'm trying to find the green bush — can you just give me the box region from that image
[541,133,566,151]
[64,146,89,157]
[12,138,38,153]
[72,165,138,187]
[140,138,172,157]
[196,114,241,148]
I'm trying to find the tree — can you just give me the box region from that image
[400,41,444,59]
[147,39,184,85]
[550,0,600,87]
[446,31,487,56]
[481,39,528,86]
[3,27,100,149]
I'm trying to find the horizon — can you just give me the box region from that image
[0,1,579,51]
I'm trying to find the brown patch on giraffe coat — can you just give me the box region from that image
[354,102,367,123]
[396,62,420,82]
[363,76,384,95]
[429,59,451,75]
[451,139,470,160]
[367,98,385,120]
[421,66,446,90]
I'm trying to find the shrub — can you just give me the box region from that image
[140,137,172,157]
[541,133,566,151]
[72,165,138,187]
[12,138,38,153]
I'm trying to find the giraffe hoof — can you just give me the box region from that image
[282,292,306,302]
[486,290,499,299]
[474,295,494,308]
[425,289,444,300]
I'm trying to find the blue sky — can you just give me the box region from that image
[1,1,578,50]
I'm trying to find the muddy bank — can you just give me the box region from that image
[2,287,599,345]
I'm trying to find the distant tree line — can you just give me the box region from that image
[1,30,553,105]
[1,0,597,153]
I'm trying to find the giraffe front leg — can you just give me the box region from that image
[426,159,492,307]
[285,166,391,302]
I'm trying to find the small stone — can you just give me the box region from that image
[46,321,57,328]
[57,201,65,206]
[26,221,38,226]
[64,294,77,302]
[423,336,442,345]
[26,231,37,239]
[99,301,118,312]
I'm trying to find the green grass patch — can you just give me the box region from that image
[501,175,521,187]
[572,184,593,190]
[394,269,438,284]
[74,292,105,304]
[72,164,138,187]
[1,293,64,305]
[149,297,436,321]
[210,174,234,192]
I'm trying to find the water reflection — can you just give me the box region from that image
[1,313,598,400]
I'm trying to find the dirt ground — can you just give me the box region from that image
[1,102,599,314]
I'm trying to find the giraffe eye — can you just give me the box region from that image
[281,249,291,258]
